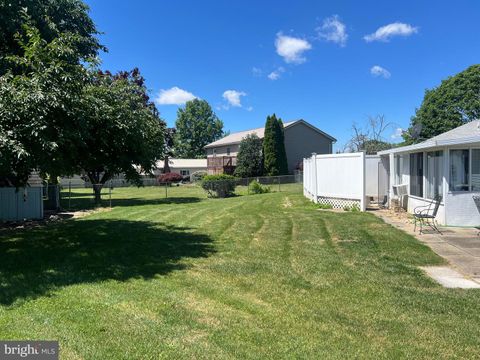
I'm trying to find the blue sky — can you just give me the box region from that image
[85,0,480,150]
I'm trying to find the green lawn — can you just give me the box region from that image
[0,186,479,359]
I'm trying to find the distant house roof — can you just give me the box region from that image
[378,120,480,155]
[155,158,207,169]
[204,119,336,149]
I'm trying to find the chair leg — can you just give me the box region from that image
[414,217,417,233]
[432,219,442,235]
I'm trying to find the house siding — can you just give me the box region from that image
[205,121,335,175]
[284,122,332,173]
[206,144,239,157]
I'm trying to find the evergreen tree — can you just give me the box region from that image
[262,115,277,176]
[263,114,288,176]
[277,118,289,174]
[234,134,263,178]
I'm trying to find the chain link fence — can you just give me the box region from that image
[56,172,303,211]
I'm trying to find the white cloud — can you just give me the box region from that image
[364,22,418,42]
[267,66,285,80]
[222,90,246,107]
[155,86,196,105]
[246,106,254,112]
[252,67,263,77]
[370,65,391,79]
[317,15,348,47]
[391,127,404,139]
[275,32,312,64]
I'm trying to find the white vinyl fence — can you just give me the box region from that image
[303,152,366,211]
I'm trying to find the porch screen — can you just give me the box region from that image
[472,149,480,191]
[410,152,423,197]
[450,150,469,191]
[426,151,443,199]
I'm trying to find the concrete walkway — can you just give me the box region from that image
[372,209,480,287]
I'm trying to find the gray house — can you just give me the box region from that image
[205,119,336,174]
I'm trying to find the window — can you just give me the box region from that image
[227,147,231,156]
[410,152,424,197]
[426,151,443,199]
[212,148,217,157]
[450,150,469,191]
[180,170,190,176]
[394,155,403,185]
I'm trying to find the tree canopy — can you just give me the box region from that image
[175,99,224,158]
[0,23,87,186]
[75,69,165,201]
[263,114,288,176]
[403,64,480,144]
[0,2,166,201]
[234,134,263,178]
[0,0,103,74]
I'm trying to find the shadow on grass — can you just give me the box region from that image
[59,194,202,211]
[0,219,214,305]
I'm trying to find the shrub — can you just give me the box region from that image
[201,174,237,198]
[191,170,207,182]
[158,172,183,184]
[249,180,271,194]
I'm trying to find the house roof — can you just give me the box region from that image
[155,158,207,169]
[378,120,480,155]
[204,119,336,149]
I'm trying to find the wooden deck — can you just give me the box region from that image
[207,156,237,175]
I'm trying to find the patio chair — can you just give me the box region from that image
[413,195,443,235]
[473,195,480,236]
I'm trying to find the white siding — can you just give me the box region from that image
[365,155,380,198]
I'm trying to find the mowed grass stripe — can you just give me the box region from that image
[0,186,479,359]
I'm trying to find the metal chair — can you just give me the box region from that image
[413,195,443,234]
[473,195,480,236]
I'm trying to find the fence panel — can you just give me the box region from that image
[303,152,366,211]
[0,187,44,221]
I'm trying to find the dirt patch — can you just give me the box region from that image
[283,197,292,208]
[0,207,112,232]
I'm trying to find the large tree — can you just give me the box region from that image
[404,64,480,144]
[175,99,224,158]
[263,114,288,176]
[76,69,165,203]
[234,134,263,178]
[0,1,102,75]
[0,0,102,186]
[0,24,88,187]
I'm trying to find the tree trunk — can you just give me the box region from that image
[93,184,103,206]
[164,156,171,173]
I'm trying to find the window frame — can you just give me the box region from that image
[425,150,444,200]
[448,148,475,193]
[409,152,424,198]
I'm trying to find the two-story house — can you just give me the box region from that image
[205,119,336,175]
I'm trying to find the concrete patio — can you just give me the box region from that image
[372,208,480,287]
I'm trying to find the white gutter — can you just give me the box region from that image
[378,135,480,156]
